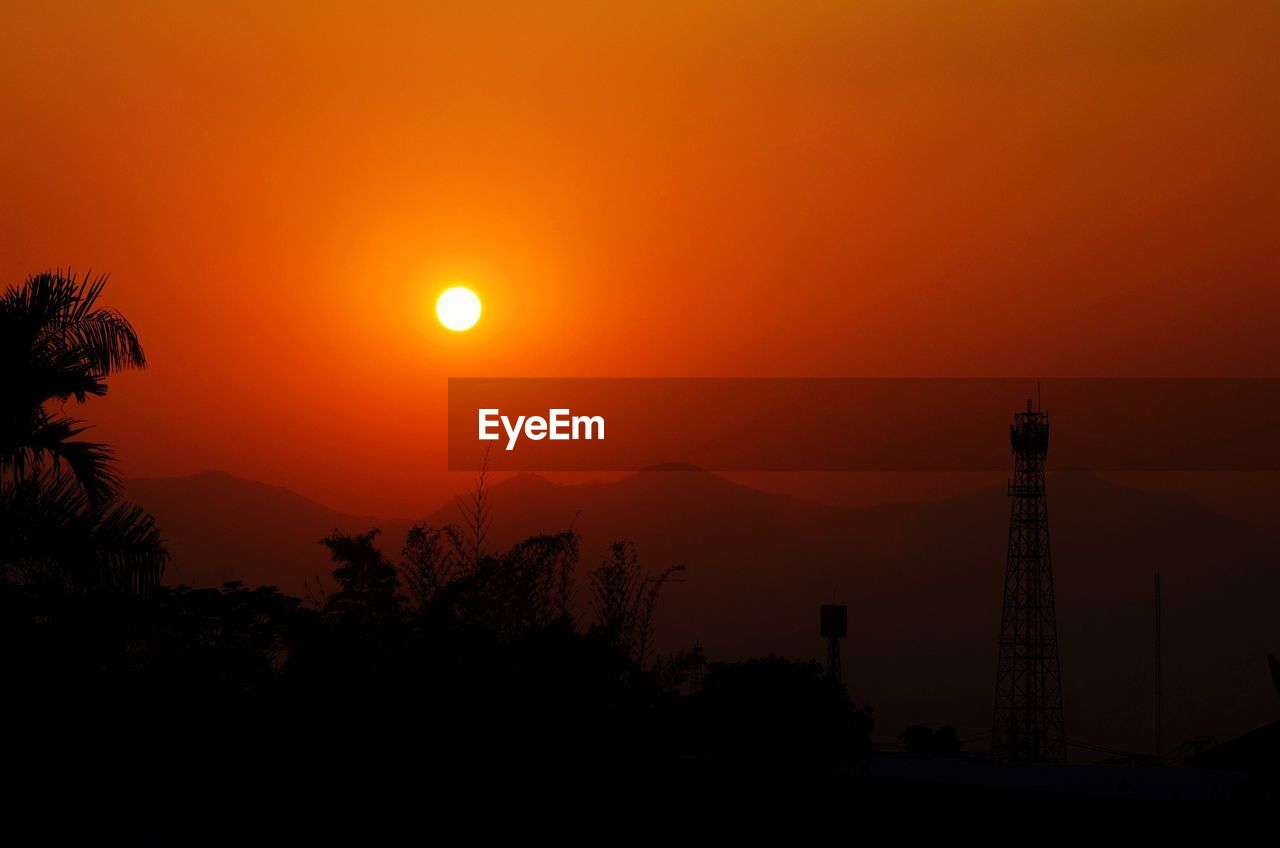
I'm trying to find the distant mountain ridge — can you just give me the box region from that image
[123,468,1280,758]
[125,470,402,593]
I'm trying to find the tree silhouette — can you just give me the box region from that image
[0,270,145,500]
[321,529,403,631]
[400,522,468,608]
[588,541,684,668]
[654,643,707,697]
[703,656,873,765]
[128,582,308,698]
[0,473,167,594]
[401,521,579,644]
[0,271,165,593]
[900,724,961,754]
[399,465,580,643]
[454,452,492,566]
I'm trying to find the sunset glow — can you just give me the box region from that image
[1,2,1277,519]
[4,4,1279,827]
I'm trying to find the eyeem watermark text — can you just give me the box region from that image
[478,408,606,451]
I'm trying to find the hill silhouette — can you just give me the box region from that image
[125,467,1280,758]
[125,470,409,594]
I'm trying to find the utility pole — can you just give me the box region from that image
[1155,571,1163,761]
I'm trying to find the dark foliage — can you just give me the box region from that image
[0,519,876,838]
[587,540,684,667]
[0,473,166,593]
[702,656,874,765]
[900,723,963,754]
[321,528,404,631]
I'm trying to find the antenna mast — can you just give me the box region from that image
[820,604,848,685]
[991,400,1066,762]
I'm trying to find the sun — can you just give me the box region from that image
[436,286,481,332]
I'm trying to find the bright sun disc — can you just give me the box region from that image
[436,286,481,331]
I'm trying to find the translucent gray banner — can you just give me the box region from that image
[447,378,1280,472]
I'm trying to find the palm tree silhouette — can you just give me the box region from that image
[0,270,165,593]
[1,270,145,498]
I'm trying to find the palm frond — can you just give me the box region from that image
[4,415,119,502]
[1,269,146,375]
[0,269,143,503]
[3,344,109,404]
[0,473,166,594]
[91,497,169,594]
[66,273,147,372]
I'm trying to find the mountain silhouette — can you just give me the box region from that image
[125,467,1280,758]
[125,470,412,595]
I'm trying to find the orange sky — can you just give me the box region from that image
[3,2,1278,515]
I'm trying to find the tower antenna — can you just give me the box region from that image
[991,400,1066,761]
[820,603,848,685]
